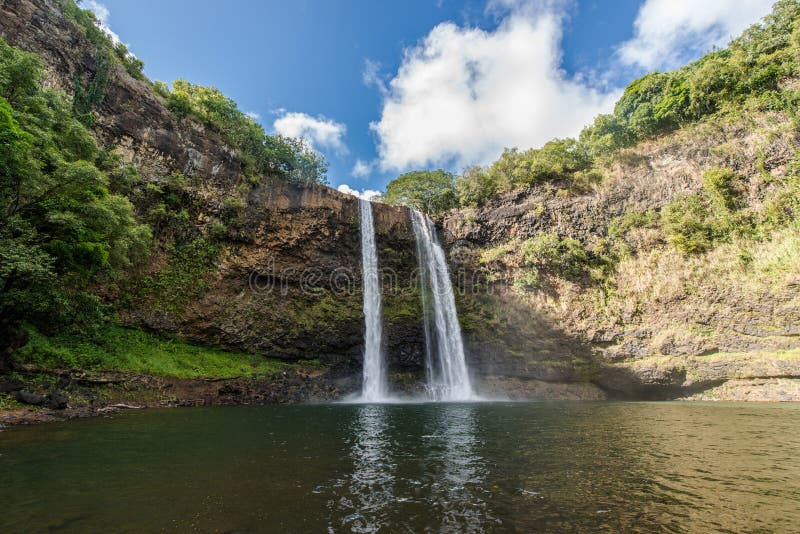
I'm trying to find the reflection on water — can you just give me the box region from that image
[2,402,800,532]
[428,404,493,532]
[332,404,395,532]
[331,403,493,532]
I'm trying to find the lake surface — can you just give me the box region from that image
[1,402,799,532]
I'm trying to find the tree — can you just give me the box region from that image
[486,138,592,190]
[455,166,498,207]
[383,170,457,214]
[0,38,151,355]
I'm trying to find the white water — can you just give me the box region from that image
[410,210,474,401]
[359,199,388,401]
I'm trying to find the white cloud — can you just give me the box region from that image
[362,59,386,94]
[244,111,261,121]
[369,1,618,172]
[351,159,373,178]
[337,184,381,200]
[617,0,773,70]
[272,112,348,155]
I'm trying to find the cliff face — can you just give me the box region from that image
[0,0,240,187]
[442,112,800,400]
[128,181,422,371]
[0,0,423,380]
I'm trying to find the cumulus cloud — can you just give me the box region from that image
[617,0,773,70]
[337,184,381,200]
[369,1,619,172]
[272,112,348,155]
[351,159,373,178]
[244,111,261,121]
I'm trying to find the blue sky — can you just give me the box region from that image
[85,0,774,196]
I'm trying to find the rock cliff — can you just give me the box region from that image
[0,0,422,384]
[442,113,800,399]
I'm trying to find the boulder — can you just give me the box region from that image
[47,391,68,410]
[15,390,45,406]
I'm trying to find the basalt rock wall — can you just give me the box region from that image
[0,0,424,378]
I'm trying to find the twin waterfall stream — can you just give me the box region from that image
[358,198,474,402]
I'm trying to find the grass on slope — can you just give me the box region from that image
[13,326,305,379]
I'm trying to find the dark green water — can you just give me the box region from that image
[1,402,799,532]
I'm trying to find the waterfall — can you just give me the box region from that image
[410,210,474,401]
[359,198,387,401]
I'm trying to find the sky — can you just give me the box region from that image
[81,0,775,198]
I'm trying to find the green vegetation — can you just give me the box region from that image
[456,139,600,203]
[162,79,328,184]
[521,233,590,282]
[58,0,146,81]
[3,0,799,387]
[131,238,219,314]
[0,391,24,410]
[57,0,143,123]
[382,286,423,322]
[0,13,332,373]
[581,0,800,156]
[15,325,295,379]
[0,37,151,352]
[480,233,595,290]
[455,166,498,207]
[662,169,752,254]
[388,1,800,337]
[383,169,457,214]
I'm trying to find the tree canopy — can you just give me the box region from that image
[0,38,151,350]
[383,170,457,214]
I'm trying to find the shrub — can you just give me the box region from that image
[166,90,192,118]
[521,233,590,280]
[153,80,170,99]
[662,169,752,255]
[208,220,228,240]
[570,168,605,194]
[608,209,660,241]
[113,42,145,80]
[702,168,745,211]
[662,194,715,254]
[761,175,800,230]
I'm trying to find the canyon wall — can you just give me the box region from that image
[442,114,800,400]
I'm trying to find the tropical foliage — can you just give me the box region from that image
[0,38,151,349]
